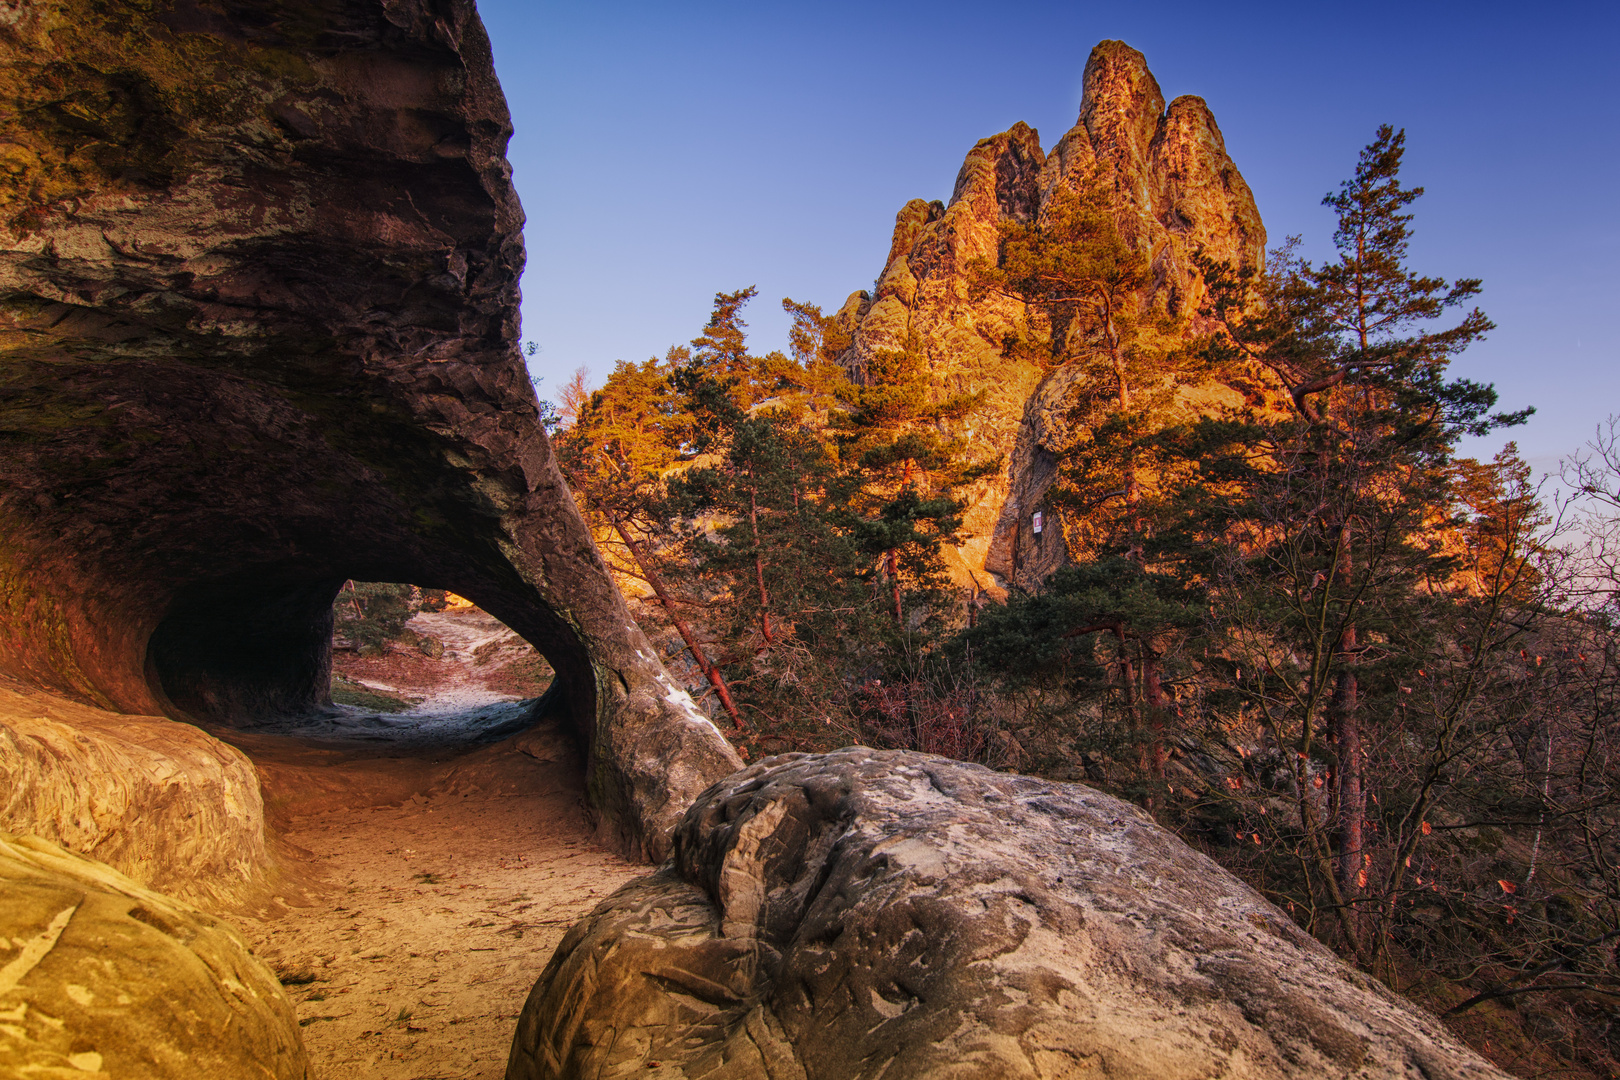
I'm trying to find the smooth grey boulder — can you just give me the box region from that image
[508,748,1509,1080]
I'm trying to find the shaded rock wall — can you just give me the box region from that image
[0,0,738,858]
[837,41,1267,591]
[508,750,1509,1080]
[0,830,308,1079]
[0,682,268,910]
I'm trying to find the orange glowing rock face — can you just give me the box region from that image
[829,41,1268,596]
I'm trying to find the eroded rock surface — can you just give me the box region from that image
[836,41,1268,590]
[0,830,307,1079]
[508,749,1509,1080]
[0,682,268,910]
[0,0,738,858]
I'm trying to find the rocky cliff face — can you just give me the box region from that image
[508,750,1509,1080]
[0,0,738,860]
[837,41,1266,591]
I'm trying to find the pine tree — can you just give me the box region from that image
[827,332,992,626]
[687,286,767,406]
[782,297,851,369]
[972,176,1189,559]
[965,171,1209,788]
[664,294,887,741]
[780,296,859,419]
[666,390,867,661]
[1198,126,1528,956]
[554,354,745,728]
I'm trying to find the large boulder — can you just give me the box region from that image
[508,749,1509,1080]
[0,0,738,859]
[0,830,308,1079]
[0,682,268,910]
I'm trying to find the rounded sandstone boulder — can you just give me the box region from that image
[508,749,1509,1080]
[0,686,270,911]
[0,832,308,1079]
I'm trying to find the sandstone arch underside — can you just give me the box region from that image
[0,0,738,860]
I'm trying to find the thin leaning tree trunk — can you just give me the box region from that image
[609,516,744,731]
[747,482,775,644]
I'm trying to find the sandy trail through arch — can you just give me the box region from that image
[222,608,646,1079]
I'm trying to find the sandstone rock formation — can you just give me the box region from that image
[0,681,268,910]
[0,829,308,1079]
[0,0,738,860]
[835,41,1267,590]
[508,749,1509,1080]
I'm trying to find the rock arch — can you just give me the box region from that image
[0,0,738,860]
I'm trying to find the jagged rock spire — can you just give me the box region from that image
[835,40,1266,591]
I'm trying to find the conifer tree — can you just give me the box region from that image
[666,388,865,660]
[967,172,1206,786]
[782,297,850,368]
[780,297,859,418]
[972,176,1188,558]
[687,286,768,406]
[1198,126,1528,954]
[554,354,744,727]
[828,333,991,625]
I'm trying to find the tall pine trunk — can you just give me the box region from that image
[746,482,775,644]
[1142,644,1169,783]
[1331,522,1366,913]
[886,549,902,624]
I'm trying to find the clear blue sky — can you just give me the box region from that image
[477,0,1618,472]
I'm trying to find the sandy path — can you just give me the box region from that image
[221,608,646,1079]
[235,723,643,1079]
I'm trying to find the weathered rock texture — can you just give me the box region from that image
[0,681,268,910]
[836,41,1267,590]
[0,0,738,859]
[508,749,1509,1080]
[0,829,308,1079]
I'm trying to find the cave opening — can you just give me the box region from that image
[322,580,556,747]
[142,577,637,1078]
[146,569,570,752]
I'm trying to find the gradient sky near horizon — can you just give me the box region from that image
[478,0,1618,473]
